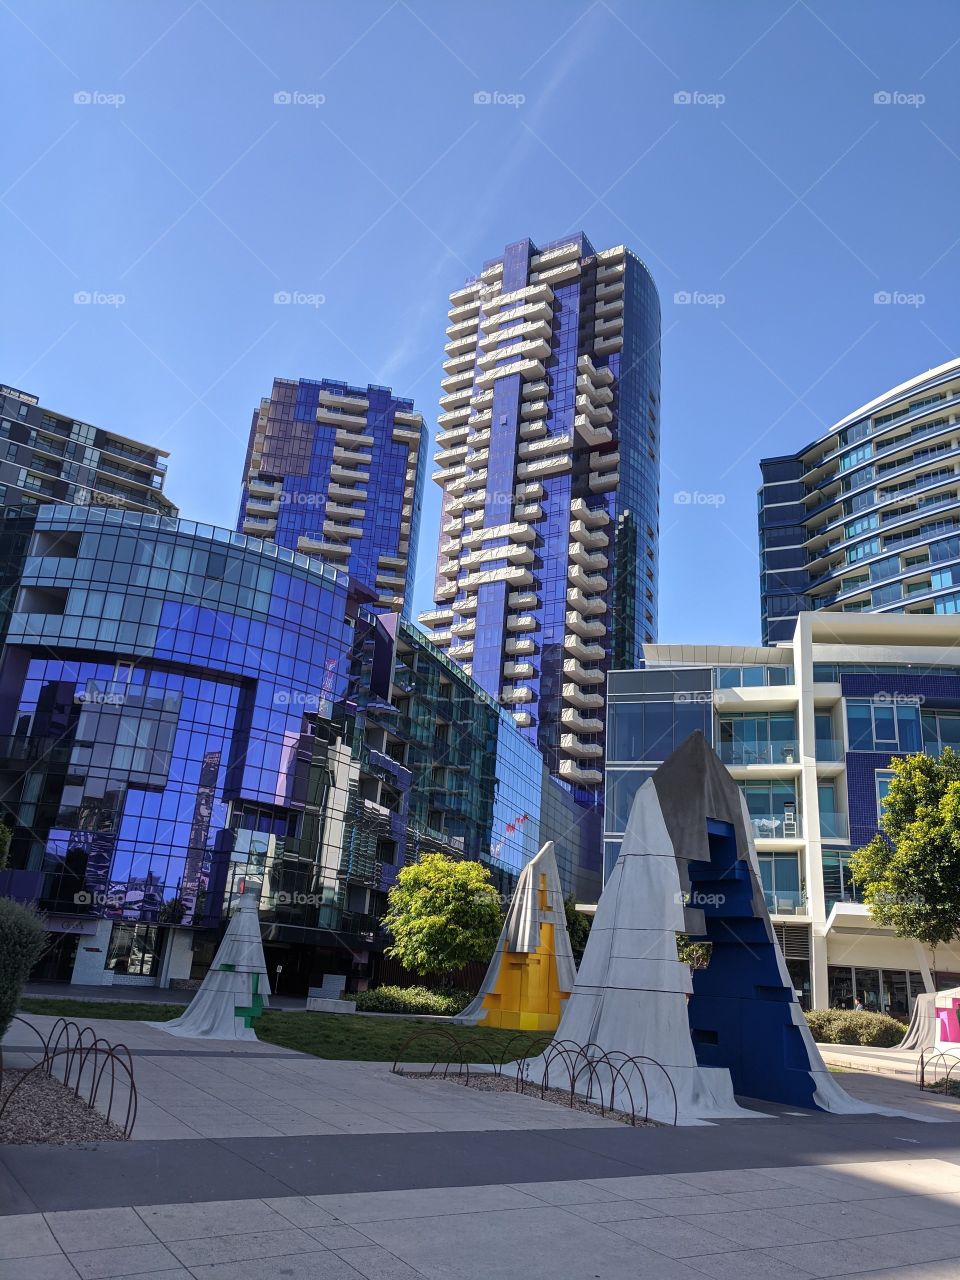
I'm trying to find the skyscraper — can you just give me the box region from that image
[418,234,661,791]
[759,356,960,644]
[238,377,426,613]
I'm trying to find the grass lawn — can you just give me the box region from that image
[17,997,547,1063]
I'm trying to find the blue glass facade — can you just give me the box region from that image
[759,358,960,644]
[0,505,597,987]
[239,377,426,615]
[423,235,660,801]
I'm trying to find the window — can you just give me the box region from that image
[876,769,894,820]
[846,698,922,753]
[840,443,872,471]
[757,853,804,914]
[106,923,161,977]
[921,710,960,756]
[846,537,879,564]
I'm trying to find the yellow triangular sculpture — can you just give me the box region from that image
[453,842,577,1031]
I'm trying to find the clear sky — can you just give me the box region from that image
[4,1,959,646]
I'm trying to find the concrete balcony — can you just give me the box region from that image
[568,542,608,569]
[595,334,623,356]
[562,684,604,711]
[588,469,619,492]
[590,449,620,472]
[319,389,368,413]
[440,368,474,393]
[445,315,479,339]
[245,497,280,516]
[335,429,374,447]
[434,445,469,468]
[462,520,534,547]
[476,337,550,370]
[565,610,605,638]
[297,536,349,559]
[522,379,549,399]
[577,353,614,385]
[575,395,613,423]
[506,614,537,631]
[563,658,605,685]
[464,448,488,466]
[330,464,370,484]
[438,407,471,429]
[561,734,603,758]
[442,349,476,373]
[518,431,573,459]
[419,608,452,627]
[247,477,282,499]
[437,559,459,578]
[440,386,472,409]
[513,710,533,727]
[520,399,549,419]
[503,660,534,679]
[317,405,367,429]
[505,636,536,655]
[595,314,624,337]
[573,415,613,447]
[326,500,364,518]
[431,630,453,646]
[444,332,476,356]
[571,498,610,525]
[531,240,581,269]
[576,374,614,405]
[508,591,539,609]
[559,759,603,786]
[455,595,478,614]
[568,565,608,593]
[450,619,476,637]
[533,260,581,288]
[478,319,551,351]
[475,357,545,388]
[564,635,605,661]
[329,482,368,501]
[561,708,603,733]
[596,277,624,301]
[323,520,363,539]
[333,445,371,465]
[460,489,487,509]
[461,564,532,589]
[596,297,624,319]
[242,516,276,535]
[517,453,572,479]
[449,642,474,660]
[501,686,534,703]
[375,571,406,589]
[515,502,543,520]
[596,258,626,282]
[520,420,547,440]
[567,588,607,616]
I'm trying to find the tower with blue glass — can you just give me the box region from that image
[419,235,661,796]
[238,377,426,614]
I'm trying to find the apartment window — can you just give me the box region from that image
[846,697,922,752]
[921,710,960,756]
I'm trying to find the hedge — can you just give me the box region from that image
[805,1007,907,1048]
[0,897,47,1037]
[351,985,471,1017]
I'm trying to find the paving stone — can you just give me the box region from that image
[260,1197,343,1228]
[307,1184,541,1223]
[332,1245,426,1279]
[45,1208,156,1252]
[606,1214,740,1259]
[68,1241,182,1278]
[0,1214,59,1260]
[0,1258,79,1280]
[167,1227,321,1266]
[188,1254,368,1280]
[134,1199,286,1242]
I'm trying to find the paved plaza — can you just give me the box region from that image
[5,1015,960,1277]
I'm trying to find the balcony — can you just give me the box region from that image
[559,759,603,786]
[564,635,605,661]
[565,610,605,638]
[563,658,604,685]
[569,521,609,549]
[762,888,807,917]
[501,686,533,703]
[815,739,845,762]
[561,734,603,758]
[506,614,537,631]
[819,811,850,840]
[561,709,604,733]
[717,742,799,767]
[750,813,803,840]
[568,566,608,593]
[562,683,604,710]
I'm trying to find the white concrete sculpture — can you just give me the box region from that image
[150,890,270,1041]
[454,841,577,1031]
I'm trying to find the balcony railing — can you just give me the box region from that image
[815,739,845,762]
[750,813,803,839]
[762,888,807,916]
[718,742,798,766]
[819,811,850,840]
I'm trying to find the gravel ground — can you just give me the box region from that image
[0,1069,128,1144]
[401,1069,653,1126]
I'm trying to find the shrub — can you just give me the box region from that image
[352,985,471,1017]
[0,897,47,1037]
[805,1007,907,1048]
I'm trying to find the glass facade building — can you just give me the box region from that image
[605,611,960,1016]
[759,356,960,644]
[238,377,426,613]
[0,505,597,990]
[419,235,661,797]
[0,384,176,518]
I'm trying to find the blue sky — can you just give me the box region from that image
[4,0,960,646]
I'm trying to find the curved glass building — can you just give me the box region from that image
[760,357,960,644]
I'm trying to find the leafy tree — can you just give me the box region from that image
[383,853,502,977]
[676,935,712,970]
[563,894,592,962]
[0,823,12,872]
[850,749,960,962]
[0,898,47,1036]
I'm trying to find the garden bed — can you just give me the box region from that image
[0,1068,127,1145]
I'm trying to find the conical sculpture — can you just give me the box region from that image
[454,842,576,1031]
[525,733,893,1124]
[151,890,270,1041]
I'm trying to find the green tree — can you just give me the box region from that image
[0,898,47,1036]
[676,935,712,971]
[563,894,592,962]
[383,853,502,977]
[850,748,960,962]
